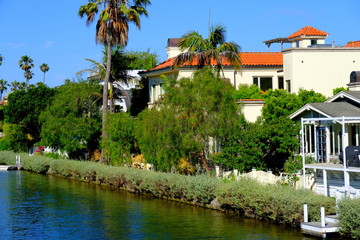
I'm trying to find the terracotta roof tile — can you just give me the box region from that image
[141,52,283,74]
[288,26,328,39]
[240,52,283,66]
[344,41,360,47]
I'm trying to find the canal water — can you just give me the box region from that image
[0,171,317,240]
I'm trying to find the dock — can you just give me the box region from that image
[301,204,340,238]
[0,165,20,171]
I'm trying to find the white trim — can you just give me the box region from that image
[289,103,333,119]
[325,91,360,104]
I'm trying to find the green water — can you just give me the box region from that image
[0,171,316,240]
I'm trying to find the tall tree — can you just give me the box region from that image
[40,81,102,159]
[78,46,132,113]
[10,81,20,91]
[173,24,241,77]
[0,54,3,66]
[39,63,50,84]
[4,85,56,152]
[79,0,150,161]
[137,67,242,172]
[0,79,9,99]
[18,55,34,87]
[18,82,27,90]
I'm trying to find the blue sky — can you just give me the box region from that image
[0,0,359,92]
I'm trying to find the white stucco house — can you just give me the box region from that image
[289,74,360,198]
[139,26,360,122]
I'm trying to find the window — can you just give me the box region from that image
[278,77,284,89]
[311,39,317,45]
[286,80,291,93]
[296,41,300,48]
[253,77,273,91]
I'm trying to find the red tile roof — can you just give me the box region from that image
[142,52,283,73]
[288,26,328,39]
[344,41,360,47]
[240,52,283,66]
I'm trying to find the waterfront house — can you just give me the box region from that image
[139,26,360,122]
[289,73,360,198]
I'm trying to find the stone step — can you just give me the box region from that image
[325,215,338,224]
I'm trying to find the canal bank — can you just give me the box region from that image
[0,151,336,226]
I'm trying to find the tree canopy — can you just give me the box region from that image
[40,81,102,158]
[137,67,242,171]
[174,24,241,76]
[4,84,56,151]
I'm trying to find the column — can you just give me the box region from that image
[323,169,328,197]
[332,126,336,156]
[309,125,313,154]
[326,126,331,162]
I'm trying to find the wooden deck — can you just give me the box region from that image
[301,221,340,238]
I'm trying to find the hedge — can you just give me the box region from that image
[1,151,335,227]
[338,197,360,239]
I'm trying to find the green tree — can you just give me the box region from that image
[0,79,9,99]
[78,46,134,113]
[102,111,137,165]
[262,89,326,122]
[234,84,263,99]
[137,67,242,172]
[10,81,20,91]
[79,0,150,161]
[125,49,159,69]
[18,55,34,87]
[173,24,241,77]
[333,86,349,95]
[0,54,3,66]
[39,63,50,83]
[18,82,27,90]
[40,81,102,159]
[4,85,56,151]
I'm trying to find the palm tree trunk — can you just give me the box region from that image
[100,43,112,162]
[109,83,114,113]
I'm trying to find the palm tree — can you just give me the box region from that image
[40,63,50,83]
[0,54,3,66]
[0,79,8,99]
[18,55,34,87]
[18,82,27,90]
[79,0,150,161]
[173,24,241,78]
[77,46,131,113]
[10,81,20,91]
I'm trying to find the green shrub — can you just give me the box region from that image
[216,177,335,226]
[0,151,336,227]
[338,197,360,239]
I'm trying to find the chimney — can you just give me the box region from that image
[166,38,183,59]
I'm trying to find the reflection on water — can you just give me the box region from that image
[0,171,316,240]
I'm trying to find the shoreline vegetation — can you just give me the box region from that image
[1,151,335,227]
